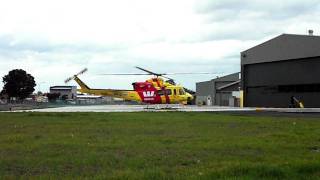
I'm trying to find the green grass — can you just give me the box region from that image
[0,112,320,179]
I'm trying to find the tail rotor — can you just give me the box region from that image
[65,68,88,83]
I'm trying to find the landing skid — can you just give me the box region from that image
[144,104,184,110]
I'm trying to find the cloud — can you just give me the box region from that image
[0,0,320,91]
[196,0,319,18]
[191,0,320,41]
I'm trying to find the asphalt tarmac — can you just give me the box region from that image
[14,105,320,117]
[19,105,252,112]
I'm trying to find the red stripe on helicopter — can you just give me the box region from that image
[162,87,170,104]
[155,78,170,104]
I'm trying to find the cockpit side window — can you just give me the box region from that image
[165,89,172,95]
[157,90,164,95]
[179,88,185,95]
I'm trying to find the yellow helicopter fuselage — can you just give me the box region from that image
[73,76,193,104]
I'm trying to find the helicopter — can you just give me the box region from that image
[65,67,214,105]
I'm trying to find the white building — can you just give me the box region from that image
[49,86,77,100]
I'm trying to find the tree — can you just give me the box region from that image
[2,69,36,100]
[36,91,43,96]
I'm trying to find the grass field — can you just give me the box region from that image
[0,112,320,179]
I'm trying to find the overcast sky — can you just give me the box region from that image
[0,0,319,91]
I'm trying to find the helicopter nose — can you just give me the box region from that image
[188,94,194,100]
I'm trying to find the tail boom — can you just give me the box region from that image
[73,76,140,101]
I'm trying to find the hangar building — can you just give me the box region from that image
[241,33,320,108]
[49,86,77,100]
[196,72,240,106]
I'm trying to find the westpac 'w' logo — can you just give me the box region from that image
[143,91,154,97]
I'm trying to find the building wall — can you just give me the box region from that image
[196,73,240,106]
[50,86,77,99]
[196,81,214,105]
[213,81,235,106]
[246,90,320,108]
[243,57,320,107]
[216,92,232,106]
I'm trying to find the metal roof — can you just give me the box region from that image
[241,34,320,65]
[211,72,240,82]
[50,86,76,90]
[216,80,241,90]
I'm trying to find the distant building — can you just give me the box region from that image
[49,86,77,100]
[196,73,240,106]
[76,94,104,104]
[35,95,48,103]
[241,33,320,107]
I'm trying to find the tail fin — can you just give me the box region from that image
[65,68,90,91]
[73,75,91,91]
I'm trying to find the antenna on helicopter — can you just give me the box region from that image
[64,68,88,83]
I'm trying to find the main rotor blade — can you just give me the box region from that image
[64,77,73,84]
[163,72,222,75]
[65,68,88,84]
[135,66,162,76]
[99,73,151,75]
[76,68,88,76]
[161,75,174,81]
[135,67,221,76]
